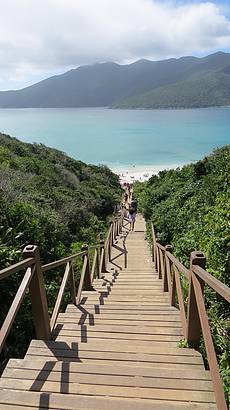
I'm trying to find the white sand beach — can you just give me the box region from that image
[109,164,185,183]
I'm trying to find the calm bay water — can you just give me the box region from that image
[0,107,229,168]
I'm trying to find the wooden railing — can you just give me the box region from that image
[151,223,230,410]
[0,208,125,355]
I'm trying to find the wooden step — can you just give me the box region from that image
[1,366,213,392]
[26,350,201,369]
[53,330,182,343]
[0,389,217,409]
[6,357,211,379]
[66,304,180,312]
[60,312,181,321]
[26,341,200,368]
[0,377,215,404]
[55,336,179,347]
[53,323,182,336]
[57,317,181,327]
[29,339,201,357]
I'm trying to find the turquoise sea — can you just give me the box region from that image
[0,107,229,169]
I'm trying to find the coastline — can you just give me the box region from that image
[109,163,185,183]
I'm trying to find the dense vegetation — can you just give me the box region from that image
[0,133,121,367]
[0,52,230,109]
[134,145,230,399]
[115,70,230,109]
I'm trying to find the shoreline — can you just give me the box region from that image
[109,163,185,183]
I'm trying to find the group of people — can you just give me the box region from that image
[123,185,138,231]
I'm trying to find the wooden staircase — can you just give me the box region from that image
[0,215,217,409]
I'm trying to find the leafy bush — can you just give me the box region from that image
[0,133,121,370]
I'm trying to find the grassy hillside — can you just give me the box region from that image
[0,133,121,365]
[134,145,230,399]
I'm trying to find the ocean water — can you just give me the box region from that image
[0,107,229,169]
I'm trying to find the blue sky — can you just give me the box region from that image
[0,0,229,90]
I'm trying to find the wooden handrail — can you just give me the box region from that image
[0,257,35,280]
[76,256,88,304]
[151,222,229,409]
[91,248,99,281]
[42,251,86,272]
[192,272,227,410]
[166,251,190,279]
[0,266,35,353]
[50,261,72,332]
[0,208,124,359]
[193,265,230,302]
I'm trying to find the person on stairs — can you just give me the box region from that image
[130,196,137,214]
[128,205,136,231]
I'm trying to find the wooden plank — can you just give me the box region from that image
[81,301,170,306]
[26,348,203,368]
[67,305,180,312]
[192,272,227,410]
[0,266,34,353]
[55,335,179,347]
[26,347,203,368]
[2,368,214,391]
[0,389,217,409]
[7,358,211,379]
[34,348,201,364]
[29,339,201,357]
[7,357,211,381]
[50,262,71,331]
[108,290,168,294]
[53,323,182,335]
[57,318,181,327]
[174,266,187,336]
[25,350,201,369]
[76,256,87,304]
[59,313,181,321]
[66,303,179,311]
[53,323,182,336]
[0,378,216,403]
[52,330,182,342]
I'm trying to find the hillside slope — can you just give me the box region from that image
[0,52,230,108]
[0,133,120,265]
[0,133,121,366]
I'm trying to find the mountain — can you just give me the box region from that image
[0,52,230,108]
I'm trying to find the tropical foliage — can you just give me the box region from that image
[0,133,121,368]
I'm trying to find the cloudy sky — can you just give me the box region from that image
[0,0,230,90]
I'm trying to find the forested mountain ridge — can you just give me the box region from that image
[134,144,230,398]
[0,52,230,108]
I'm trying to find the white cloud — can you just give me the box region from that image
[0,0,230,89]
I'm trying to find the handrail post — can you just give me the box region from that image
[23,245,51,340]
[170,265,176,306]
[96,246,100,278]
[187,251,206,346]
[100,239,107,274]
[81,244,92,290]
[69,262,76,305]
[155,239,159,273]
[115,217,119,237]
[108,222,113,262]
[112,219,116,245]
[163,245,172,292]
